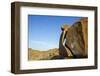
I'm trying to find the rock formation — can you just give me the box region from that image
[59,18,88,58]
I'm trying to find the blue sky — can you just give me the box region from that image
[28,15,82,51]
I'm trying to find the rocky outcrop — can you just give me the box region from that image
[59,18,88,58]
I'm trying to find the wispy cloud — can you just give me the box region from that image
[30,40,49,46]
[29,40,58,51]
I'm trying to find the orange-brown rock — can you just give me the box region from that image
[59,18,88,58]
[66,18,88,58]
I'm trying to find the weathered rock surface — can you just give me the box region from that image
[65,18,88,58]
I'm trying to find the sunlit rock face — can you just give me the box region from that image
[65,18,88,58]
[59,18,88,58]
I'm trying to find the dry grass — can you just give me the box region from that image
[28,48,60,61]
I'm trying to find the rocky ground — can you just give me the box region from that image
[28,48,61,60]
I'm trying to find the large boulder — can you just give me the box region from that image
[65,18,88,58]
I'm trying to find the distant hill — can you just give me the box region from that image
[28,48,60,60]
